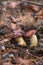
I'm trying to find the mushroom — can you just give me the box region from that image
[11,22,24,38]
[15,37,26,47]
[25,30,38,47]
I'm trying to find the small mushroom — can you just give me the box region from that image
[15,37,26,47]
[25,30,38,47]
[11,28,24,38]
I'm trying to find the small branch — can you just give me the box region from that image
[22,1,43,7]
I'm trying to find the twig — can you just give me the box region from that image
[22,1,43,7]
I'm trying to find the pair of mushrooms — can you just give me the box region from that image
[11,23,38,47]
[15,29,38,47]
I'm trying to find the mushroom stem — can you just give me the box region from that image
[15,37,26,47]
[30,34,38,47]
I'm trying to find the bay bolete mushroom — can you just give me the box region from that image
[25,30,38,47]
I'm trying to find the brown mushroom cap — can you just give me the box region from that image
[25,30,36,38]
